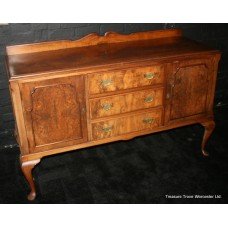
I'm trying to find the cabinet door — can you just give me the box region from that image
[169,60,210,121]
[20,75,87,153]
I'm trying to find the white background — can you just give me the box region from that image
[0,1,227,227]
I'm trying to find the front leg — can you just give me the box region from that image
[20,158,41,201]
[200,120,215,156]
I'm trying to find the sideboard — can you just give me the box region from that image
[5,29,221,200]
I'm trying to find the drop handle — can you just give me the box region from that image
[101,103,113,111]
[102,126,113,133]
[143,117,155,124]
[100,79,113,88]
[144,96,154,103]
[144,72,156,79]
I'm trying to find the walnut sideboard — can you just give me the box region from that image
[5,29,221,200]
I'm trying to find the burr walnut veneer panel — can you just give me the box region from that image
[6,29,221,200]
[19,76,88,153]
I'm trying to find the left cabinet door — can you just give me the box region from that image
[20,75,88,153]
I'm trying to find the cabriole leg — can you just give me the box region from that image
[200,120,215,156]
[20,158,41,201]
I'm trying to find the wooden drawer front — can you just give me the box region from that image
[88,65,164,95]
[91,109,162,140]
[89,88,163,119]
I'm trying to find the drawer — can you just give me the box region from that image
[91,108,162,140]
[89,88,164,119]
[88,65,164,95]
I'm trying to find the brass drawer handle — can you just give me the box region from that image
[144,96,154,103]
[144,72,156,79]
[100,79,113,87]
[143,117,155,124]
[101,103,113,111]
[102,126,113,133]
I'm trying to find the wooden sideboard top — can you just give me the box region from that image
[6,29,220,79]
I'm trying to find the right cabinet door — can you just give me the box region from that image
[169,59,211,120]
